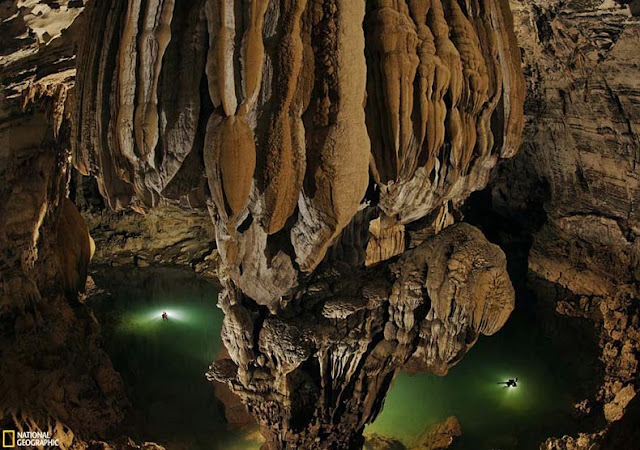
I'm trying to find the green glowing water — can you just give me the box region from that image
[91,267,600,449]
[367,296,602,449]
[90,267,262,450]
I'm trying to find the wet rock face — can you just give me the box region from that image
[208,223,514,449]
[73,0,524,310]
[0,1,127,440]
[365,0,524,224]
[364,416,461,449]
[0,101,126,438]
[70,3,523,444]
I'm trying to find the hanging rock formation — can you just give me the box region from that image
[73,0,524,311]
[2,0,523,447]
[68,0,523,447]
[366,0,524,225]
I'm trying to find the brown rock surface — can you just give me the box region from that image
[0,76,126,444]
[475,0,640,445]
[72,0,524,311]
[409,416,462,449]
[1,0,525,448]
[208,224,514,449]
[75,177,218,278]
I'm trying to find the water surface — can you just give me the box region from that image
[368,292,602,449]
[90,267,261,450]
[90,267,601,449]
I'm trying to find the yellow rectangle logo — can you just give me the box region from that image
[2,430,15,448]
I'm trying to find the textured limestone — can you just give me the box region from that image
[56,198,95,294]
[409,416,462,449]
[208,224,514,449]
[541,432,605,450]
[392,224,514,375]
[72,0,524,311]
[82,205,218,277]
[365,217,406,266]
[364,416,461,449]
[0,104,126,439]
[480,0,640,445]
[0,1,82,122]
[366,0,524,225]
[1,0,525,448]
[603,384,636,422]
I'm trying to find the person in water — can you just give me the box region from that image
[498,378,518,387]
[162,311,168,321]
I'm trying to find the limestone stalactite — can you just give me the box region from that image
[1,0,524,447]
[208,223,515,448]
[73,0,523,311]
[366,0,524,225]
[67,0,524,446]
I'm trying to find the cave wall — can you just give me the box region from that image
[479,0,640,446]
[0,1,131,445]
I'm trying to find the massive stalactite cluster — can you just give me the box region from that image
[73,0,524,312]
[2,0,526,448]
[68,3,525,442]
[208,223,514,449]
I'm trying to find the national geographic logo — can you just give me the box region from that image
[2,430,59,448]
[2,431,14,448]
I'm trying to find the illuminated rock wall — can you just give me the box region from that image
[207,223,514,448]
[73,0,524,310]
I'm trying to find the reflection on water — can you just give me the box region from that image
[89,267,262,450]
[89,267,600,450]
[368,292,602,449]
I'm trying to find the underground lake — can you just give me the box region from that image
[366,283,604,449]
[89,267,262,450]
[89,267,602,449]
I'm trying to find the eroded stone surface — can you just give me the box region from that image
[483,0,640,446]
[72,0,524,312]
[1,0,524,448]
[207,224,514,449]
[0,90,126,440]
